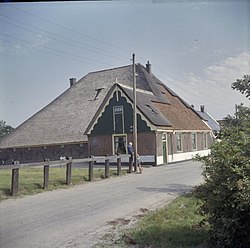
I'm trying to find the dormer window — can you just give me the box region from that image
[94,87,105,100]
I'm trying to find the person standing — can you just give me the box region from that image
[137,153,143,174]
[127,142,135,171]
[127,142,134,156]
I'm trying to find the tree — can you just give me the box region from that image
[0,120,14,139]
[195,75,250,248]
[232,75,250,99]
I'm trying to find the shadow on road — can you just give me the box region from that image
[137,183,193,194]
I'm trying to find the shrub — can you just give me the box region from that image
[195,105,250,248]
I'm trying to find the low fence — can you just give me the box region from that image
[0,155,133,196]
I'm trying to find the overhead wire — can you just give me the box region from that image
[0,36,87,64]
[0,16,127,63]
[9,5,132,56]
[3,3,188,86]
[0,12,129,62]
[0,32,117,67]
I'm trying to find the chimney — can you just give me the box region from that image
[146,61,151,74]
[200,105,205,113]
[69,78,76,87]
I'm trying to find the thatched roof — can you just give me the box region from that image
[0,63,209,149]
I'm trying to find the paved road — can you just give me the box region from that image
[0,160,204,248]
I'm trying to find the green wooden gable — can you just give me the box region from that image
[91,90,151,135]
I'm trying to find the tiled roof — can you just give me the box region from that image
[153,83,210,131]
[197,111,220,132]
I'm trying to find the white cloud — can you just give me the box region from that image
[31,32,51,49]
[172,53,250,119]
[205,53,250,84]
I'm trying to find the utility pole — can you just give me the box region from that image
[132,53,138,172]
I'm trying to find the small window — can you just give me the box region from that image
[146,104,157,114]
[94,87,105,100]
[192,133,197,150]
[176,133,182,152]
[203,133,208,149]
[113,106,124,134]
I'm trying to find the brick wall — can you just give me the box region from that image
[88,132,156,156]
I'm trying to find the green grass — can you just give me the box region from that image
[127,193,209,248]
[0,167,126,201]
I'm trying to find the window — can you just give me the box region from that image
[192,133,197,150]
[203,133,208,149]
[113,135,127,155]
[146,104,157,114]
[113,106,124,133]
[176,133,182,152]
[93,87,105,100]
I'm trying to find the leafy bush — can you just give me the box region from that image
[195,76,250,248]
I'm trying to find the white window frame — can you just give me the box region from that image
[203,133,208,149]
[191,133,197,150]
[113,105,125,133]
[176,133,182,152]
[112,134,127,155]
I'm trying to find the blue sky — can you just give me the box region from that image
[0,0,249,128]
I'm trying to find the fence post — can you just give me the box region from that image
[105,158,110,178]
[11,161,20,196]
[89,159,94,181]
[43,164,50,189]
[66,159,72,185]
[129,156,133,173]
[117,157,121,176]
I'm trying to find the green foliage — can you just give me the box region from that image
[232,75,250,99]
[0,120,14,139]
[128,194,209,248]
[195,76,250,248]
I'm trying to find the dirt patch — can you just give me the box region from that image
[93,208,150,248]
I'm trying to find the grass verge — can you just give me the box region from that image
[125,193,209,248]
[0,167,126,201]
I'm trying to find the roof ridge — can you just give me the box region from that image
[118,83,154,95]
[88,64,132,75]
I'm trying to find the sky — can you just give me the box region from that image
[0,0,249,128]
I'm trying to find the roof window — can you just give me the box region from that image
[93,87,105,100]
[146,104,157,114]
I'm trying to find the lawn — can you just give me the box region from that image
[0,166,125,201]
[126,193,209,248]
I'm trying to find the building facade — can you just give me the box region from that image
[0,62,214,165]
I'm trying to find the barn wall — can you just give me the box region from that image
[0,143,88,164]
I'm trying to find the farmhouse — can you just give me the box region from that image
[0,62,214,165]
[197,105,220,137]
